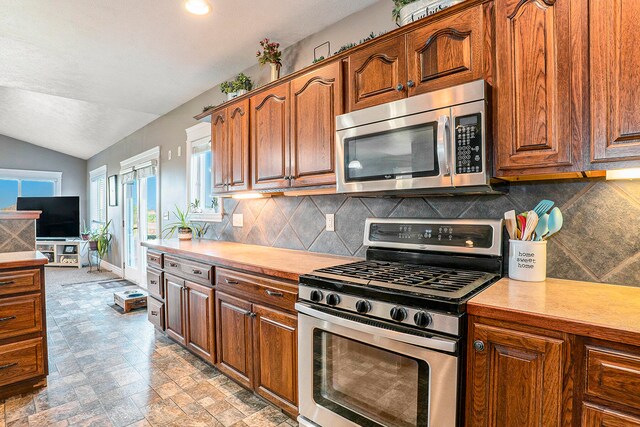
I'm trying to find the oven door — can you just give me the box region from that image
[336,108,453,194]
[296,303,459,427]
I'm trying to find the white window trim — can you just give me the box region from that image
[89,165,107,228]
[185,123,222,223]
[0,168,62,195]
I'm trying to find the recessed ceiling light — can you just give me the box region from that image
[185,0,211,15]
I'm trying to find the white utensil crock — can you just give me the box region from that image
[508,239,547,282]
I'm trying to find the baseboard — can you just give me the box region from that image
[100,260,124,278]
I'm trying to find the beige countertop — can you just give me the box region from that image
[469,277,640,346]
[142,239,358,282]
[0,251,49,269]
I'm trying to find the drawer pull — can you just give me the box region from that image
[247,312,257,318]
[0,281,15,286]
[149,257,158,262]
[150,280,157,285]
[0,316,17,322]
[169,262,178,268]
[192,269,202,275]
[225,279,239,285]
[0,362,17,370]
[151,311,158,316]
[266,290,284,297]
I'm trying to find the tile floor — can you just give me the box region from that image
[1,269,298,427]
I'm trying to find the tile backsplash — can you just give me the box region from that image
[205,179,640,287]
[0,219,36,252]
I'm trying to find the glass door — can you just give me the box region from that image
[123,179,139,283]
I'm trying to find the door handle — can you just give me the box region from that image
[0,281,15,286]
[437,115,451,177]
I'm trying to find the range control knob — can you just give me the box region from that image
[326,293,341,306]
[309,290,323,303]
[414,311,433,328]
[355,300,372,314]
[389,306,407,322]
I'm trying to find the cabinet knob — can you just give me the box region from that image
[407,80,415,88]
[396,83,404,91]
[473,340,485,352]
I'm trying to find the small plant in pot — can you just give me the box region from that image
[162,205,195,240]
[87,220,113,271]
[221,73,254,100]
[81,221,91,241]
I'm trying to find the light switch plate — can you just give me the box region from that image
[232,213,243,227]
[177,146,182,157]
[326,214,335,232]
[163,211,170,220]
[168,150,172,160]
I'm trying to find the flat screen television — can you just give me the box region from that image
[17,196,80,239]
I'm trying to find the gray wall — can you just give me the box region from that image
[0,134,87,224]
[86,0,640,287]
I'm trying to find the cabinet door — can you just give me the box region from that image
[227,98,250,191]
[348,35,407,111]
[184,280,215,363]
[250,85,291,190]
[494,0,584,176]
[590,0,640,163]
[164,274,185,345]
[406,4,485,96]
[215,292,253,389]
[252,304,297,417]
[582,404,640,427]
[467,320,564,426]
[290,61,341,187]
[211,110,228,193]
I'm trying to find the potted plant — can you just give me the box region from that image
[393,0,461,26]
[162,205,195,240]
[88,220,113,271]
[256,38,282,81]
[220,73,254,100]
[81,220,91,241]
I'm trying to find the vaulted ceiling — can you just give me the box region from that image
[0,0,378,159]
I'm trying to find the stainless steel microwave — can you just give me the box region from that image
[336,80,495,195]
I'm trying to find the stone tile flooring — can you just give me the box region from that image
[1,272,298,427]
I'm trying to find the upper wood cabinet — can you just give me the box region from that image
[590,0,640,164]
[406,3,486,96]
[290,62,342,187]
[494,0,585,176]
[250,84,291,190]
[211,99,250,194]
[466,318,565,426]
[348,35,408,111]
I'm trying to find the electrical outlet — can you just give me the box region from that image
[326,214,335,232]
[168,150,172,160]
[232,213,244,227]
[163,211,170,220]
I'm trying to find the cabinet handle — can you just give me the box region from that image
[225,279,239,285]
[396,83,404,91]
[192,269,202,275]
[247,312,257,318]
[169,262,178,268]
[0,316,16,322]
[473,340,485,352]
[150,280,157,285]
[151,311,158,316]
[0,362,17,370]
[265,290,283,297]
[407,80,415,88]
[0,281,15,286]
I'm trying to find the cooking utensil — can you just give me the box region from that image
[504,210,517,240]
[545,207,563,239]
[534,213,549,241]
[522,211,538,241]
[533,199,554,217]
[517,214,527,239]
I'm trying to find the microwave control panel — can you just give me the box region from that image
[455,113,482,174]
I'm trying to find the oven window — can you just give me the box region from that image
[344,122,438,183]
[313,330,429,427]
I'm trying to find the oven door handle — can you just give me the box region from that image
[437,114,451,177]
[295,303,457,353]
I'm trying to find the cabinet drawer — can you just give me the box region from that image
[0,294,42,340]
[147,268,164,300]
[147,297,165,331]
[146,251,163,270]
[164,255,213,285]
[586,346,640,408]
[0,269,41,296]
[216,268,297,312]
[0,338,45,387]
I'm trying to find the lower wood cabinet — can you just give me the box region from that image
[164,274,186,345]
[582,404,640,426]
[215,291,253,388]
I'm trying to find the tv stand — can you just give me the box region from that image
[36,240,82,268]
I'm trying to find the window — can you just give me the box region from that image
[89,165,107,229]
[0,168,61,210]
[186,123,222,222]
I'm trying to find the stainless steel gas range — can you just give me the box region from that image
[296,218,504,427]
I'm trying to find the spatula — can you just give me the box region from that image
[521,211,538,241]
[544,207,563,240]
[504,210,517,240]
[534,213,549,241]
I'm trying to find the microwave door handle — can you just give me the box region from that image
[437,115,451,177]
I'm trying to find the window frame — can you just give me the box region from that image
[89,165,107,229]
[0,168,62,210]
[185,122,222,222]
